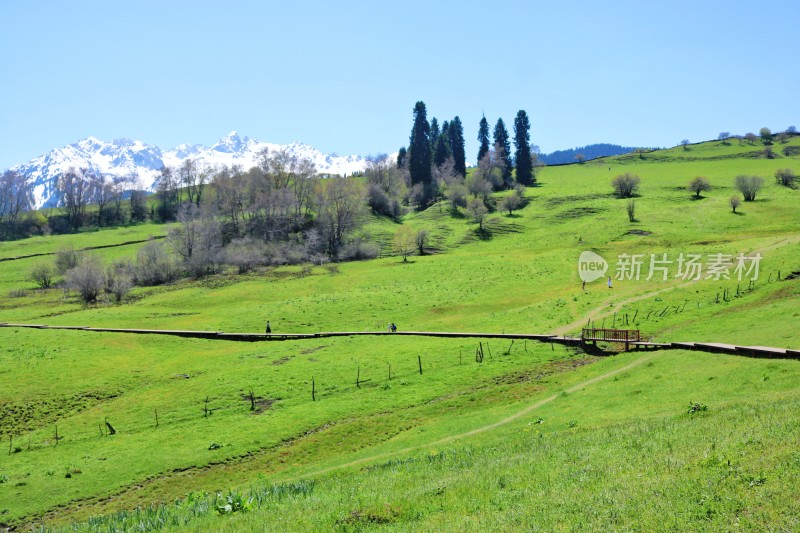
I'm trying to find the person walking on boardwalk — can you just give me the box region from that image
[391,323,397,333]
[607,276,613,289]
[265,321,271,334]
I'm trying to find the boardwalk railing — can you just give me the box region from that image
[581,328,641,350]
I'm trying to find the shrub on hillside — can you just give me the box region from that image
[134,240,179,286]
[225,238,269,274]
[775,168,796,188]
[611,173,641,198]
[687,176,712,198]
[29,263,55,289]
[55,247,81,274]
[338,238,380,261]
[734,175,764,201]
[65,257,105,303]
[729,195,741,213]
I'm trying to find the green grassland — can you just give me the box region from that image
[1,137,799,530]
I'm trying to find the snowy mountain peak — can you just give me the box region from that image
[10,132,367,209]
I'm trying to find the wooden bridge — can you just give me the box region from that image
[581,328,640,351]
[1,323,798,360]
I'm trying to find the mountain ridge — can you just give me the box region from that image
[10,132,368,209]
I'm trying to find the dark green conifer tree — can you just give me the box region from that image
[397,147,407,168]
[449,116,466,177]
[477,115,490,164]
[513,110,533,186]
[493,118,512,183]
[408,101,433,204]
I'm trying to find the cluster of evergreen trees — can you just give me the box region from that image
[399,102,536,208]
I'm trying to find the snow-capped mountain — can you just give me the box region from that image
[10,132,367,209]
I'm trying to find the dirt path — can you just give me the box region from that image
[296,353,654,480]
[555,234,800,336]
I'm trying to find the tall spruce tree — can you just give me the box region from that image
[408,101,433,203]
[493,118,512,183]
[449,116,466,177]
[396,147,407,168]
[429,118,440,154]
[513,110,533,186]
[433,134,450,168]
[477,115,490,164]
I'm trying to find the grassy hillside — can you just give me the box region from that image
[1,137,799,530]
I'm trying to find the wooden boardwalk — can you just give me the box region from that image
[1,323,798,360]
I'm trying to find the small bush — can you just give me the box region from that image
[611,173,641,198]
[65,257,106,303]
[29,262,55,288]
[626,199,636,222]
[729,195,741,213]
[687,176,712,198]
[775,168,796,187]
[338,239,380,261]
[687,401,708,414]
[55,247,80,274]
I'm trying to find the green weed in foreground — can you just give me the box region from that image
[36,396,800,532]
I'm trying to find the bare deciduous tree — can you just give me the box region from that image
[444,181,468,212]
[415,229,429,256]
[611,173,641,198]
[729,195,741,213]
[688,176,712,198]
[65,256,105,303]
[734,175,763,201]
[680,139,690,151]
[466,198,488,230]
[393,225,416,262]
[0,170,33,237]
[57,167,96,231]
[314,178,365,257]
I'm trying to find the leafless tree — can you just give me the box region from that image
[743,132,758,145]
[687,176,712,198]
[444,181,468,212]
[718,132,730,144]
[729,195,741,213]
[611,173,641,198]
[155,166,179,220]
[65,256,105,303]
[0,170,33,237]
[466,198,488,230]
[133,240,178,285]
[575,153,585,164]
[168,204,223,277]
[314,178,365,257]
[393,225,416,262]
[415,229,429,256]
[474,145,507,190]
[680,139,690,151]
[498,185,526,215]
[57,167,96,231]
[734,175,763,201]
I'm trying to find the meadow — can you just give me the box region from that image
[0,137,798,530]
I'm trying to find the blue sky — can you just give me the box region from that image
[1,0,797,169]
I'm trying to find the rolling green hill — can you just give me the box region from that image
[1,137,799,531]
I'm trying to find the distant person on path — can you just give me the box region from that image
[582,280,586,291]
[265,321,271,334]
[607,276,613,289]
[391,323,397,333]
[387,323,392,332]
